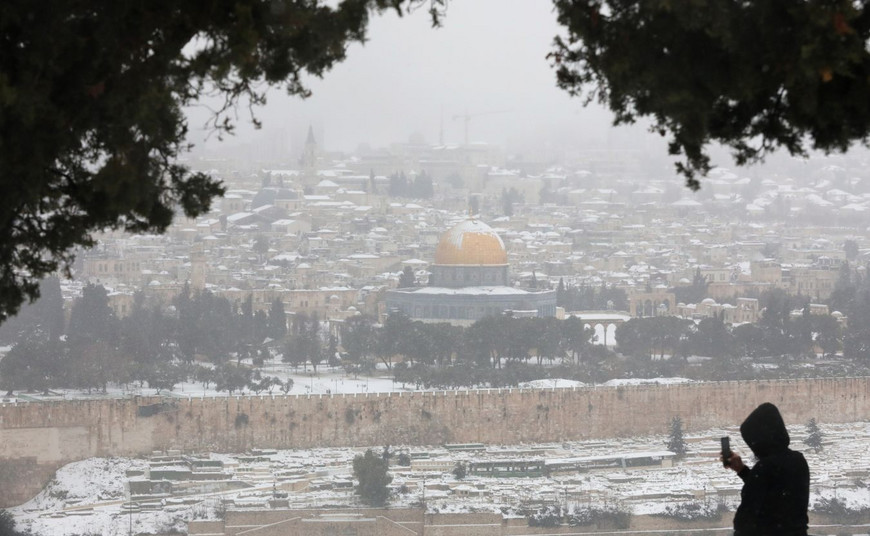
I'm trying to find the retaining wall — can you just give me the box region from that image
[1,377,868,506]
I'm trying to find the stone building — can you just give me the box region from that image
[385,218,557,326]
[629,289,677,317]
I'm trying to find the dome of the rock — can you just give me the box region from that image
[433,219,507,265]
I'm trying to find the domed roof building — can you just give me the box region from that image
[386,218,556,326]
[433,219,508,265]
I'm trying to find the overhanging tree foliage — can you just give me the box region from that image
[0,0,442,322]
[551,0,870,188]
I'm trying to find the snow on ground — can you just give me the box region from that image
[603,377,694,386]
[4,366,407,402]
[11,422,870,536]
[518,379,586,389]
[5,364,686,404]
[21,458,136,512]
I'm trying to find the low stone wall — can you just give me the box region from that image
[2,377,869,506]
[189,508,870,535]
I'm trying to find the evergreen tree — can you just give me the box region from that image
[672,268,709,305]
[378,313,412,369]
[326,334,340,367]
[733,323,765,359]
[413,172,434,198]
[0,0,447,321]
[666,416,688,457]
[307,312,323,372]
[398,266,417,288]
[0,328,60,396]
[430,323,462,368]
[353,449,392,506]
[812,314,841,358]
[67,284,117,344]
[452,462,467,480]
[561,316,594,364]
[267,298,288,341]
[214,363,252,394]
[500,187,522,216]
[844,289,870,360]
[252,235,270,262]
[237,294,255,362]
[340,315,376,368]
[173,283,197,362]
[828,262,856,315]
[253,310,269,348]
[148,360,183,394]
[283,334,307,371]
[805,418,824,453]
[66,284,120,392]
[0,276,65,345]
[845,240,860,262]
[551,1,870,185]
[689,316,733,358]
[195,291,236,364]
[758,288,807,358]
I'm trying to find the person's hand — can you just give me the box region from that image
[721,452,745,473]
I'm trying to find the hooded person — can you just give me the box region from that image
[723,402,809,536]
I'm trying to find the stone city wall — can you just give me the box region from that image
[1,377,869,506]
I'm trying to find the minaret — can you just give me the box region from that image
[299,125,318,187]
[299,125,317,170]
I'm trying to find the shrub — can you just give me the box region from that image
[656,501,726,521]
[813,497,870,523]
[352,449,392,506]
[567,505,631,529]
[528,505,562,527]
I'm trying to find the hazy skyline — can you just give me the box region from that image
[187,0,668,160]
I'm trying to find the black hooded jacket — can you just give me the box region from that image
[733,403,809,536]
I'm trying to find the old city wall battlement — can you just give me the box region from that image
[1,376,868,506]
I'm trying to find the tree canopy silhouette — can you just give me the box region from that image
[4,0,865,322]
[0,0,442,322]
[551,0,870,188]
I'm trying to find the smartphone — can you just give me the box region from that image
[721,436,731,467]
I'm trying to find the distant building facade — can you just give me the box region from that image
[385,219,557,326]
[629,289,676,317]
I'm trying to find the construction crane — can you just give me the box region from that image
[452,109,511,146]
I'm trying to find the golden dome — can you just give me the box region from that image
[434,219,507,265]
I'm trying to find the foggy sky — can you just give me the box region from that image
[187,0,664,159]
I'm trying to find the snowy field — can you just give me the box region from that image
[3,367,407,403]
[10,422,870,536]
[1,361,697,403]
[0,346,700,404]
